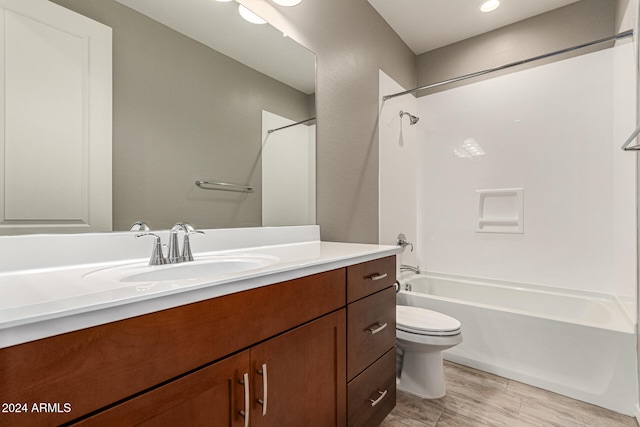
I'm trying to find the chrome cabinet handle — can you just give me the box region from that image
[239,373,249,427]
[257,363,268,416]
[368,273,388,282]
[369,389,388,407]
[367,322,388,335]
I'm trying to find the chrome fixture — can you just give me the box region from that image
[621,124,640,151]
[383,30,633,101]
[267,117,316,134]
[135,223,204,266]
[195,180,253,193]
[400,111,419,125]
[129,221,150,231]
[136,233,167,266]
[397,233,414,252]
[167,223,204,263]
[400,264,421,274]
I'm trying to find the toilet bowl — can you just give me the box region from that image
[396,305,462,399]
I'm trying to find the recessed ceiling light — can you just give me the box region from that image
[480,0,500,13]
[273,0,302,6]
[238,4,266,24]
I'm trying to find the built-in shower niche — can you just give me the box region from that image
[476,188,523,234]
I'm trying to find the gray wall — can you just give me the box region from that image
[416,0,618,96]
[53,0,313,231]
[240,0,416,243]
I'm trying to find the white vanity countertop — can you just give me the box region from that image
[0,225,400,349]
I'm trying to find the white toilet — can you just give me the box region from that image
[396,305,462,399]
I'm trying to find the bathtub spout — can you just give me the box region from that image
[400,264,421,274]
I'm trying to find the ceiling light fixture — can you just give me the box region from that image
[238,4,267,24]
[480,0,500,13]
[272,0,303,6]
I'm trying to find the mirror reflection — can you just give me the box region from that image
[4,0,315,234]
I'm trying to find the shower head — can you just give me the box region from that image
[400,110,419,125]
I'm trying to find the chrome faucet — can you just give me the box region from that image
[136,223,204,266]
[136,233,167,265]
[167,222,204,263]
[400,264,421,274]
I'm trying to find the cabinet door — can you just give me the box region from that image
[71,351,250,427]
[250,310,347,427]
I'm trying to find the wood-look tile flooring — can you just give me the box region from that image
[381,361,637,427]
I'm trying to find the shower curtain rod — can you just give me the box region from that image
[383,29,634,101]
[267,117,316,134]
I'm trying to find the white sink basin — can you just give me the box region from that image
[121,258,270,282]
[83,254,279,284]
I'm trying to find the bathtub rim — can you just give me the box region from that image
[398,270,635,334]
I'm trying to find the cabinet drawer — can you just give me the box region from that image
[347,256,396,303]
[347,286,396,380]
[347,348,396,427]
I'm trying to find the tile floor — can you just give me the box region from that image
[381,361,637,427]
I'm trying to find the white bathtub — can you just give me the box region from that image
[397,271,637,415]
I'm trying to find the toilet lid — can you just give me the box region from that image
[396,305,461,336]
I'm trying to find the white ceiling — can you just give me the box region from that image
[367,0,582,54]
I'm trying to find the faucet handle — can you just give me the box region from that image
[397,233,414,252]
[181,229,205,262]
[130,221,150,232]
[171,222,196,233]
[136,233,167,266]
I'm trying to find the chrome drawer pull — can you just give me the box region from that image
[257,363,268,416]
[367,322,388,335]
[239,373,249,427]
[368,273,388,282]
[369,389,388,407]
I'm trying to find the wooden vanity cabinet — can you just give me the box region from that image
[346,256,397,427]
[0,256,397,427]
[0,269,346,427]
[73,310,346,427]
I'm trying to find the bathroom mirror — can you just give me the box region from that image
[6,0,315,234]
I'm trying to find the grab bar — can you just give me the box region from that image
[621,125,640,151]
[195,180,253,193]
[267,117,316,134]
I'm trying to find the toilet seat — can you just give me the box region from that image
[397,305,461,337]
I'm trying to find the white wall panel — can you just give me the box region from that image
[262,110,316,226]
[379,70,418,268]
[417,46,636,297]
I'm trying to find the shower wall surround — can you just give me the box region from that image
[261,110,316,226]
[378,70,418,268]
[417,44,637,299]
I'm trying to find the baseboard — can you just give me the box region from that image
[635,403,640,425]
